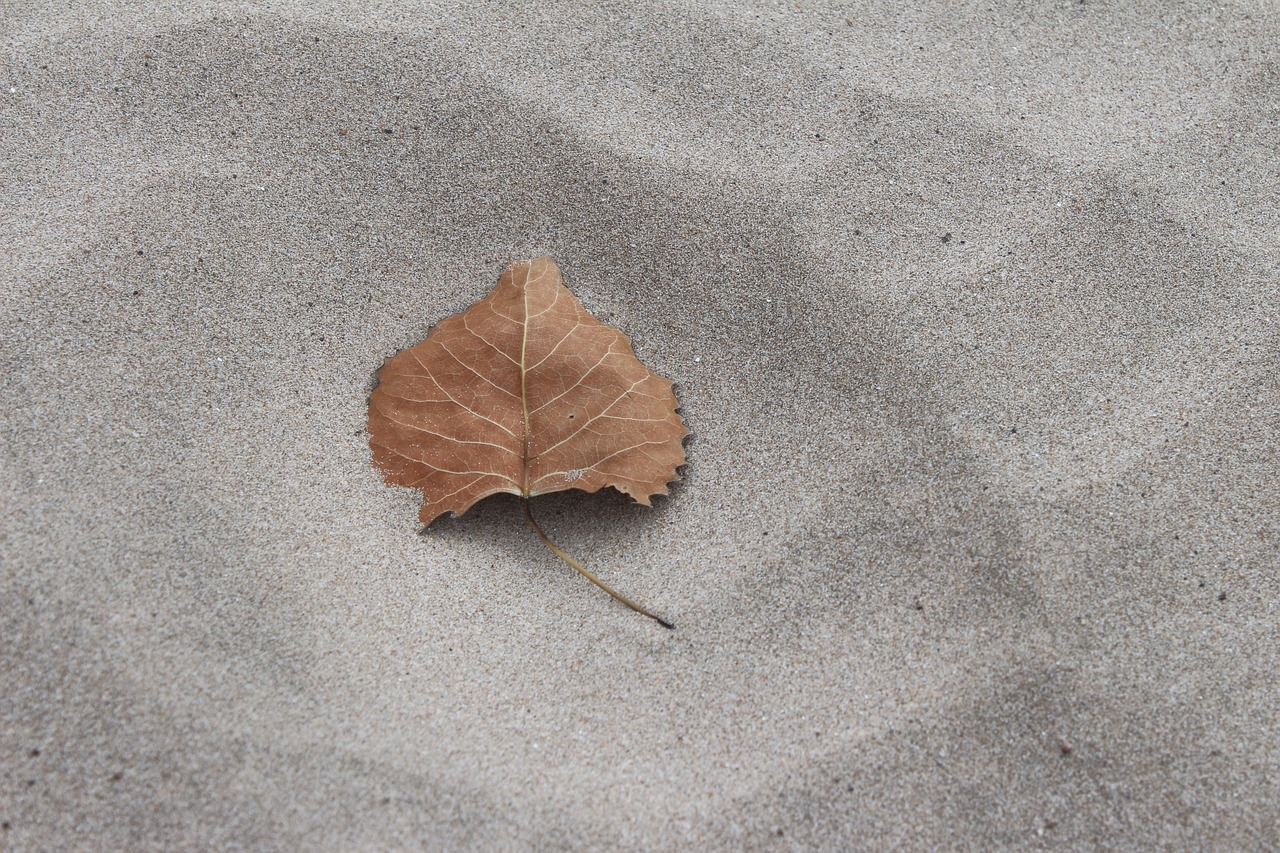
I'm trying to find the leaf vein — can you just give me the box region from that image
[410,350,518,437]
[533,375,649,457]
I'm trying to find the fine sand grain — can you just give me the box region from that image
[3,2,1278,849]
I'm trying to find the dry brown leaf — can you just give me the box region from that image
[367,256,687,626]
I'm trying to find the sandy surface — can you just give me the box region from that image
[3,2,1278,849]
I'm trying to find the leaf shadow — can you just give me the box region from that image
[422,486,676,549]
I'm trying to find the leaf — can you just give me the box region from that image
[367,256,687,627]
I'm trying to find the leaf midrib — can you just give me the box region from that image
[519,263,531,497]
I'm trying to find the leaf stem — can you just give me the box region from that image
[522,500,674,630]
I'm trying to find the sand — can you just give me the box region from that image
[3,1,1278,849]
